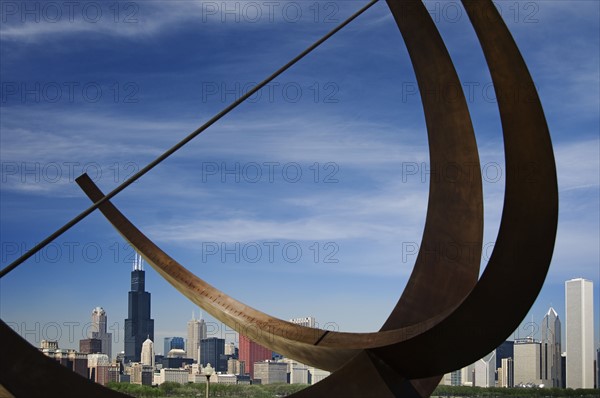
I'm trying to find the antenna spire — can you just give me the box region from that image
[133,252,144,271]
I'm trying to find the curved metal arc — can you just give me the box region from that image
[366,0,558,378]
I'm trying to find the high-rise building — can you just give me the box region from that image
[187,312,207,362]
[91,307,113,359]
[474,350,496,387]
[541,307,562,387]
[164,337,185,356]
[200,337,226,372]
[141,338,155,368]
[565,278,594,389]
[514,339,542,386]
[239,334,272,379]
[498,357,514,387]
[496,341,514,373]
[124,253,154,363]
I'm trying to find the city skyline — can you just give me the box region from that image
[1,0,598,370]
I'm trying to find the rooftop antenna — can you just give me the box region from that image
[133,252,144,271]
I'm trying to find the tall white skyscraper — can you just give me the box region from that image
[141,338,154,367]
[91,307,112,360]
[187,312,207,362]
[541,307,562,387]
[565,278,594,388]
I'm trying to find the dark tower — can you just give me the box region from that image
[124,253,154,363]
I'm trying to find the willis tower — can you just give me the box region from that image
[124,253,154,363]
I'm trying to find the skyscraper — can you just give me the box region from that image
[91,307,112,359]
[124,253,154,363]
[187,312,207,362]
[541,307,562,387]
[565,278,594,388]
[200,337,226,371]
[164,336,185,356]
[239,334,272,379]
[474,351,496,387]
[141,338,154,368]
[498,357,514,387]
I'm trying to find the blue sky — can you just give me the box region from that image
[1,0,598,358]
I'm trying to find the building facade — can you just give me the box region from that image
[91,307,113,359]
[541,307,562,387]
[141,338,155,368]
[79,338,102,354]
[164,336,185,356]
[41,348,88,378]
[124,254,154,363]
[474,351,496,387]
[127,363,153,385]
[87,353,110,386]
[239,334,272,379]
[155,368,189,385]
[514,339,542,386]
[498,357,514,387]
[254,361,288,384]
[186,314,207,362]
[200,337,226,371]
[565,278,594,389]
[228,358,245,375]
[289,316,316,328]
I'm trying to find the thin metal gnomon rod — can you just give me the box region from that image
[0,0,380,279]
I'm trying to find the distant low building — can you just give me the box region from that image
[254,361,288,384]
[127,363,153,386]
[228,358,245,375]
[88,353,110,386]
[79,338,102,354]
[108,363,121,383]
[155,368,189,385]
[40,346,88,378]
[308,367,330,384]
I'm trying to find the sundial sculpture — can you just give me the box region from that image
[0,1,558,397]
